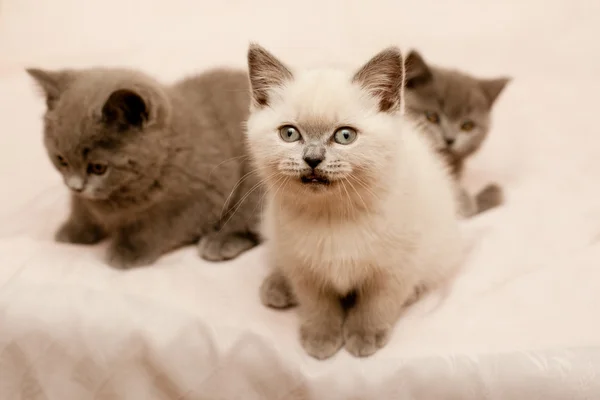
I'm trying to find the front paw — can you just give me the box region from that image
[55,220,106,245]
[106,241,159,269]
[343,318,392,358]
[198,231,259,262]
[259,270,298,309]
[300,318,344,360]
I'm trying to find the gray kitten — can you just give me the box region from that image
[404,50,510,216]
[27,67,262,268]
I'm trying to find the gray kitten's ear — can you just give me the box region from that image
[26,68,74,110]
[102,89,150,129]
[404,50,433,88]
[480,77,510,106]
[353,47,404,112]
[247,43,293,108]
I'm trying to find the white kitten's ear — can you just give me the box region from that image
[102,89,150,130]
[26,68,75,110]
[247,43,293,108]
[479,77,510,107]
[353,47,404,112]
[404,50,433,89]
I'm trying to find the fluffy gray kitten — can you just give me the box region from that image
[404,50,510,216]
[27,67,262,268]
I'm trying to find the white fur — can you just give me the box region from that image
[247,67,462,297]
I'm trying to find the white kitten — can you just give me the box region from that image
[246,44,463,359]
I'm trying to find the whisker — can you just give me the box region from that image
[339,178,353,218]
[218,172,278,231]
[208,155,251,178]
[344,177,369,212]
[349,175,380,203]
[219,167,263,218]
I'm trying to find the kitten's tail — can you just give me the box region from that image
[475,183,504,214]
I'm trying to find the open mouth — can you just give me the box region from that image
[301,173,330,185]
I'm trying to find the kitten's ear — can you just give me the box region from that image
[26,68,74,110]
[404,50,433,88]
[479,77,510,107]
[101,89,150,129]
[352,47,404,112]
[247,43,293,108]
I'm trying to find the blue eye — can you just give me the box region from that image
[279,125,301,142]
[333,127,357,145]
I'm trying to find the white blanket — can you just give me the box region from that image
[1,0,600,398]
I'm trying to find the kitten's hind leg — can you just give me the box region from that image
[456,186,477,218]
[475,183,504,214]
[55,196,107,244]
[260,269,298,309]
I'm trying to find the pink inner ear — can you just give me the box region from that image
[352,47,404,113]
[247,44,293,108]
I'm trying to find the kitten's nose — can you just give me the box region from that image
[303,156,324,169]
[445,138,455,146]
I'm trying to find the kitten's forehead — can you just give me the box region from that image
[275,68,373,132]
[44,71,130,149]
[419,68,490,119]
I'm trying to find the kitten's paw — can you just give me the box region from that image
[300,319,344,360]
[106,242,159,270]
[260,271,298,309]
[456,187,477,218]
[343,321,392,358]
[198,232,259,262]
[55,221,106,245]
[476,183,504,214]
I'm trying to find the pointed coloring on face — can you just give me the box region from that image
[247,43,294,108]
[352,47,404,112]
[245,43,406,207]
[26,68,75,110]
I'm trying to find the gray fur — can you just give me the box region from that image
[404,50,509,216]
[27,67,262,268]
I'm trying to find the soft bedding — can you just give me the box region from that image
[1,0,600,398]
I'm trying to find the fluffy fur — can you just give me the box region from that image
[27,67,262,268]
[246,44,463,359]
[404,50,510,217]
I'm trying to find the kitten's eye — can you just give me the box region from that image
[56,155,68,167]
[425,111,440,124]
[87,163,107,175]
[279,125,301,143]
[333,127,358,145]
[461,120,475,131]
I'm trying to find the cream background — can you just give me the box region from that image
[1,0,600,398]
